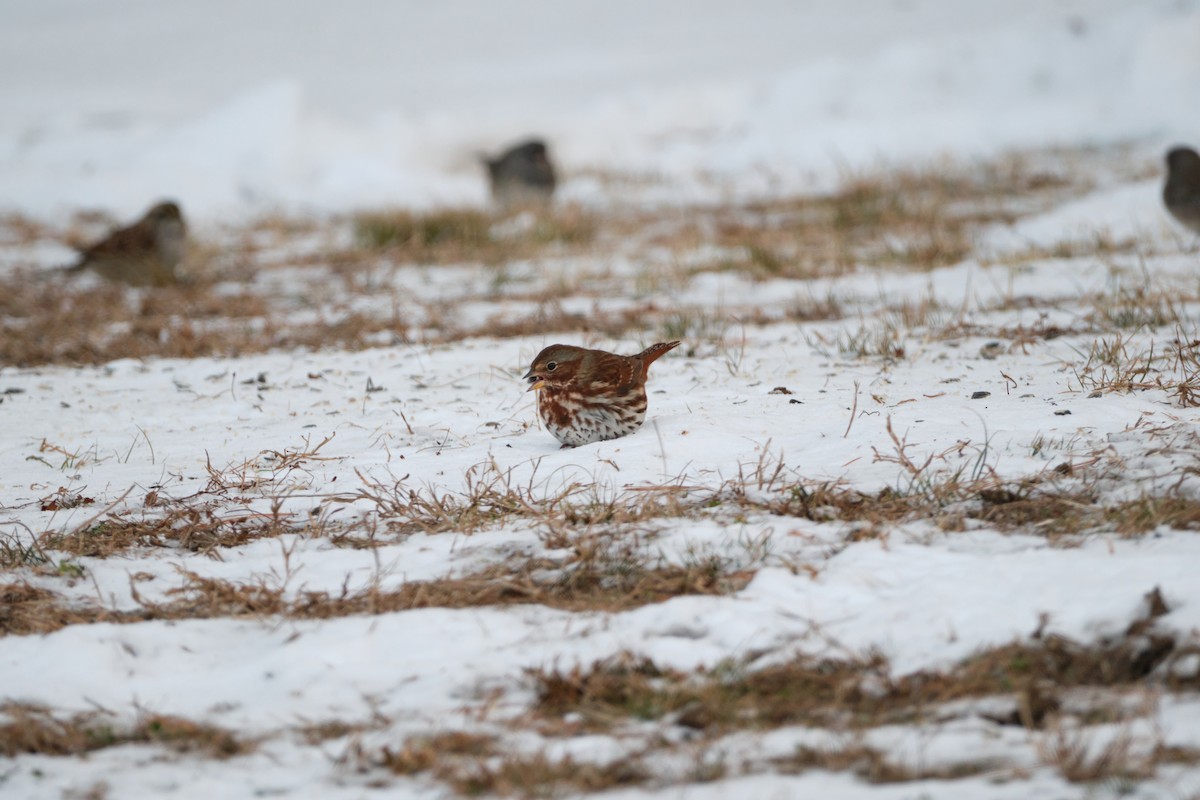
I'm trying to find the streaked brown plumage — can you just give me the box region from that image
[69,201,186,286]
[1164,146,1200,235]
[483,139,557,211]
[523,341,680,447]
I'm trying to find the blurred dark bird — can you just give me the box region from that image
[1163,146,1200,235]
[68,201,186,286]
[482,139,557,210]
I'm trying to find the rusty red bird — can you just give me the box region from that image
[523,341,680,446]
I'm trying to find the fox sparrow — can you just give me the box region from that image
[68,201,187,287]
[1164,146,1200,235]
[483,139,557,211]
[523,340,681,447]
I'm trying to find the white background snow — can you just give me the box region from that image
[3,0,1200,220]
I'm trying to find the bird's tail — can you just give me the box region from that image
[636,340,681,378]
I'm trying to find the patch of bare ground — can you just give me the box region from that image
[0,271,405,367]
[0,703,252,759]
[621,152,1092,280]
[351,207,598,264]
[527,588,1195,737]
[0,540,751,636]
[39,505,294,559]
[352,731,648,796]
[1037,729,1200,786]
[773,743,1001,783]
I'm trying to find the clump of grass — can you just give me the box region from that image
[972,490,1100,540]
[1085,283,1186,331]
[1070,327,1200,407]
[0,583,120,636]
[529,600,1188,736]
[355,209,492,253]
[0,532,52,570]
[377,731,494,776]
[0,704,252,759]
[530,655,677,723]
[775,743,1000,784]
[809,320,906,360]
[0,271,402,368]
[41,507,291,558]
[370,731,647,796]
[1038,730,1153,786]
[454,751,648,797]
[528,651,891,733]
[352,207,596,264]
[0,545,750,638]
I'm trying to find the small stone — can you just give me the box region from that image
[979,342,1004,359]
[971,391,990,400]
[769,386,793,395]
[1054,410,1071,416]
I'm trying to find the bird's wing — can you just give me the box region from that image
[592,351,639,392]
[79,221,155,262]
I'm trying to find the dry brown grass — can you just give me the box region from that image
[0,212,56,245]
[0,148,1110,369]
[352,207,597,264]
[775,743,1000,783]
[0,583,122,636]
[0,703,252,759]
[527,651,893,733]
[33,447,1189,571]
[0,542,751,637]
[630,155,1082,281]
[451,751,648,797]
[528,595,1192,737]
[41,506,292,558]
[0,272,405,367]
[975,489,1200,539]
[368,730,648,796]
[1038,729,1150,785]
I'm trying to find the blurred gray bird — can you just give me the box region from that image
[482,139,557,210]
[68,201,186,286]
[1163,146,1200,235]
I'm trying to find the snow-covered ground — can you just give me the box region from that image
[3,2,1200,799]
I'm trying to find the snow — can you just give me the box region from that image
[4,0,1200,221]
[3,1,1200,798]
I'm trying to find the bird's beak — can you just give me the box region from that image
[523,370,545,392]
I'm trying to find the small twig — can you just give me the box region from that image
[68,485,135,536]
[843,381,860,439]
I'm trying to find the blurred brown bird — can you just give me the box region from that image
[523,341,680,447]
[1163,146,1200,235]
[483,139,557,210]
[68,201,186,286]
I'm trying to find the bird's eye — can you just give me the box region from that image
[546,361,557,371]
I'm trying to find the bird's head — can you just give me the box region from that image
[1166,147,1200,178]
[523,344,587,392]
